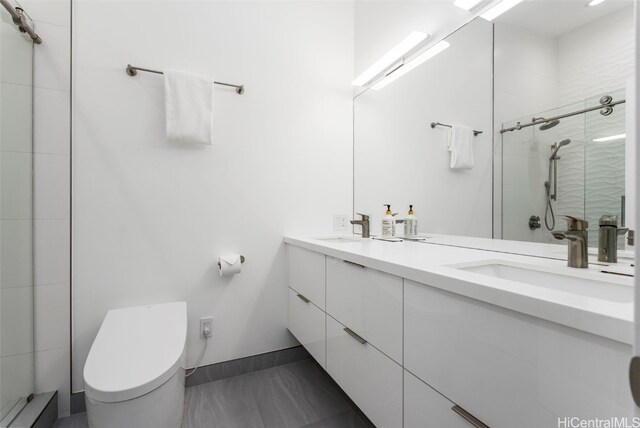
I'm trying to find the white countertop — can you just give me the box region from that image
[284,234,634,345]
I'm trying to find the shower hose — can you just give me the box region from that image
[544,181,555,230]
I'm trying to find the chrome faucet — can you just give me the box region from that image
[598,215,628,263]
[552,216,589,268]
[350,213,370,238]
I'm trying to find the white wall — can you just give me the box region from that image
[72,1,354,392]
[353,18,493,237]
[20,0,72,417]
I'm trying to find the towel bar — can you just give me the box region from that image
[126,64,245,95]
[431,122,482,136]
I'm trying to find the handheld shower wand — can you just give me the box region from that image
[544,139,571,230]
[550,139,571,160]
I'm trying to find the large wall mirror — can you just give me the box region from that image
[353,0,635,258]
[354,17,493,238]
[494,0,635,249]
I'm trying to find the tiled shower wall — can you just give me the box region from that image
[21,0,71,417]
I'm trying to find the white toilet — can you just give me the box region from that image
[83,302,187,428]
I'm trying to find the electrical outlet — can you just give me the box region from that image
[333,214,349,232]
[200,317,213,338]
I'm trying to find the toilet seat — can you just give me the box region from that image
[84,302,187,403]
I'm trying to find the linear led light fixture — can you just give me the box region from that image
[593,133,625,142]
[371,40,450,91]
[454,0,485,11]
[480,0,524,21]
[588,0,607,5]
[351,31,429,87]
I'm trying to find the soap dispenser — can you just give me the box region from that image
[404,205,418,237]
[382,204,395,237]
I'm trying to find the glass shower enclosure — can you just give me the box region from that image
[500,89,626,247]
[0,0,35,425]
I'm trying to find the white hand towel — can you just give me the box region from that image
[164,69,214,145]
[447,124,474,169]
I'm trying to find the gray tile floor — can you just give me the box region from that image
[54,359,373,428]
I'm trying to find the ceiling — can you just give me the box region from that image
[494,0,633,38]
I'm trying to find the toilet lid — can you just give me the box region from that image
[84,302,187,403]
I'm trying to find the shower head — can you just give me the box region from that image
[539,119,560,130]
[550,139,571,159]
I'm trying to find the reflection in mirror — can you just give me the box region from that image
[494,0,634,252]
[354,18,493,238]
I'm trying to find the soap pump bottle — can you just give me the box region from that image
[382,204,395,237]
[404,205,418,238]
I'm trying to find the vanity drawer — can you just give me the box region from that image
[288,287,325,368]
[405,370,476,428]
[288,246,325,309]
[404,279,633,428]
[326,256,402,363]
[326,315,402,428]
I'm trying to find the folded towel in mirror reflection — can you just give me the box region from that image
[164,69,214,145]
[447,124,474,170]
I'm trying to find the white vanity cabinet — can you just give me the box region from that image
[287,246,326,367]
[288,246,325,309]
[286,240,633,428]
[404,278,634,428]
[288,288,326,367]
[326,256,403,363]
[326,315,403,428]
[287,246,404,427]
[404,370,471,428]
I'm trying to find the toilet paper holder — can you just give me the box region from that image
[217,255,245,270]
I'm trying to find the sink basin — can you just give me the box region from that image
[314,236,365,244]
[453,261,632,303]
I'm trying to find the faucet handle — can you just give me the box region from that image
[562,215,588,231]
[355,213,369,221]
[617,227,629,236]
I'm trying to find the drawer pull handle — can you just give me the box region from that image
[343,327,367,345]
[451,405,490,428]
[296,294,311,303]
[343,260,366,269]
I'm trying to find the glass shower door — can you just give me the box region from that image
[500,90,625,248]
[0,1,35,425]
[584,89,626,246]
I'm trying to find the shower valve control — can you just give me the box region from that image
[200,317,213,338]
[529,215,541,230]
